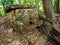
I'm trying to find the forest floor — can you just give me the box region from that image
[0,14,60,45]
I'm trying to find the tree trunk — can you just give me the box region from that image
[42,0,55,22]
[41,0,60,44]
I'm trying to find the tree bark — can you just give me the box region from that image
[41,0,60,44]
[42,0,55,22]
[5,5,34,13]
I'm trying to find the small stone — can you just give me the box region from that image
[10,40,22,45]
[7,38,12,43]
[8,28,13,34]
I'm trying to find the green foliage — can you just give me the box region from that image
[52,0,55,6]
[39,4,44,13]
[1,0,5,6]
[54,0,60,13]
[0,7,6,16]
[0,0,55,16]
[0,0,14,16]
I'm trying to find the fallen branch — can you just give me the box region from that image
[5,5,34,13]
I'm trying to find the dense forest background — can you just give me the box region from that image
[0,0,55,16]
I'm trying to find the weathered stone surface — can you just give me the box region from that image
[7,38,12,43]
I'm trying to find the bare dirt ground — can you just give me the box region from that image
[0,14,60,45]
